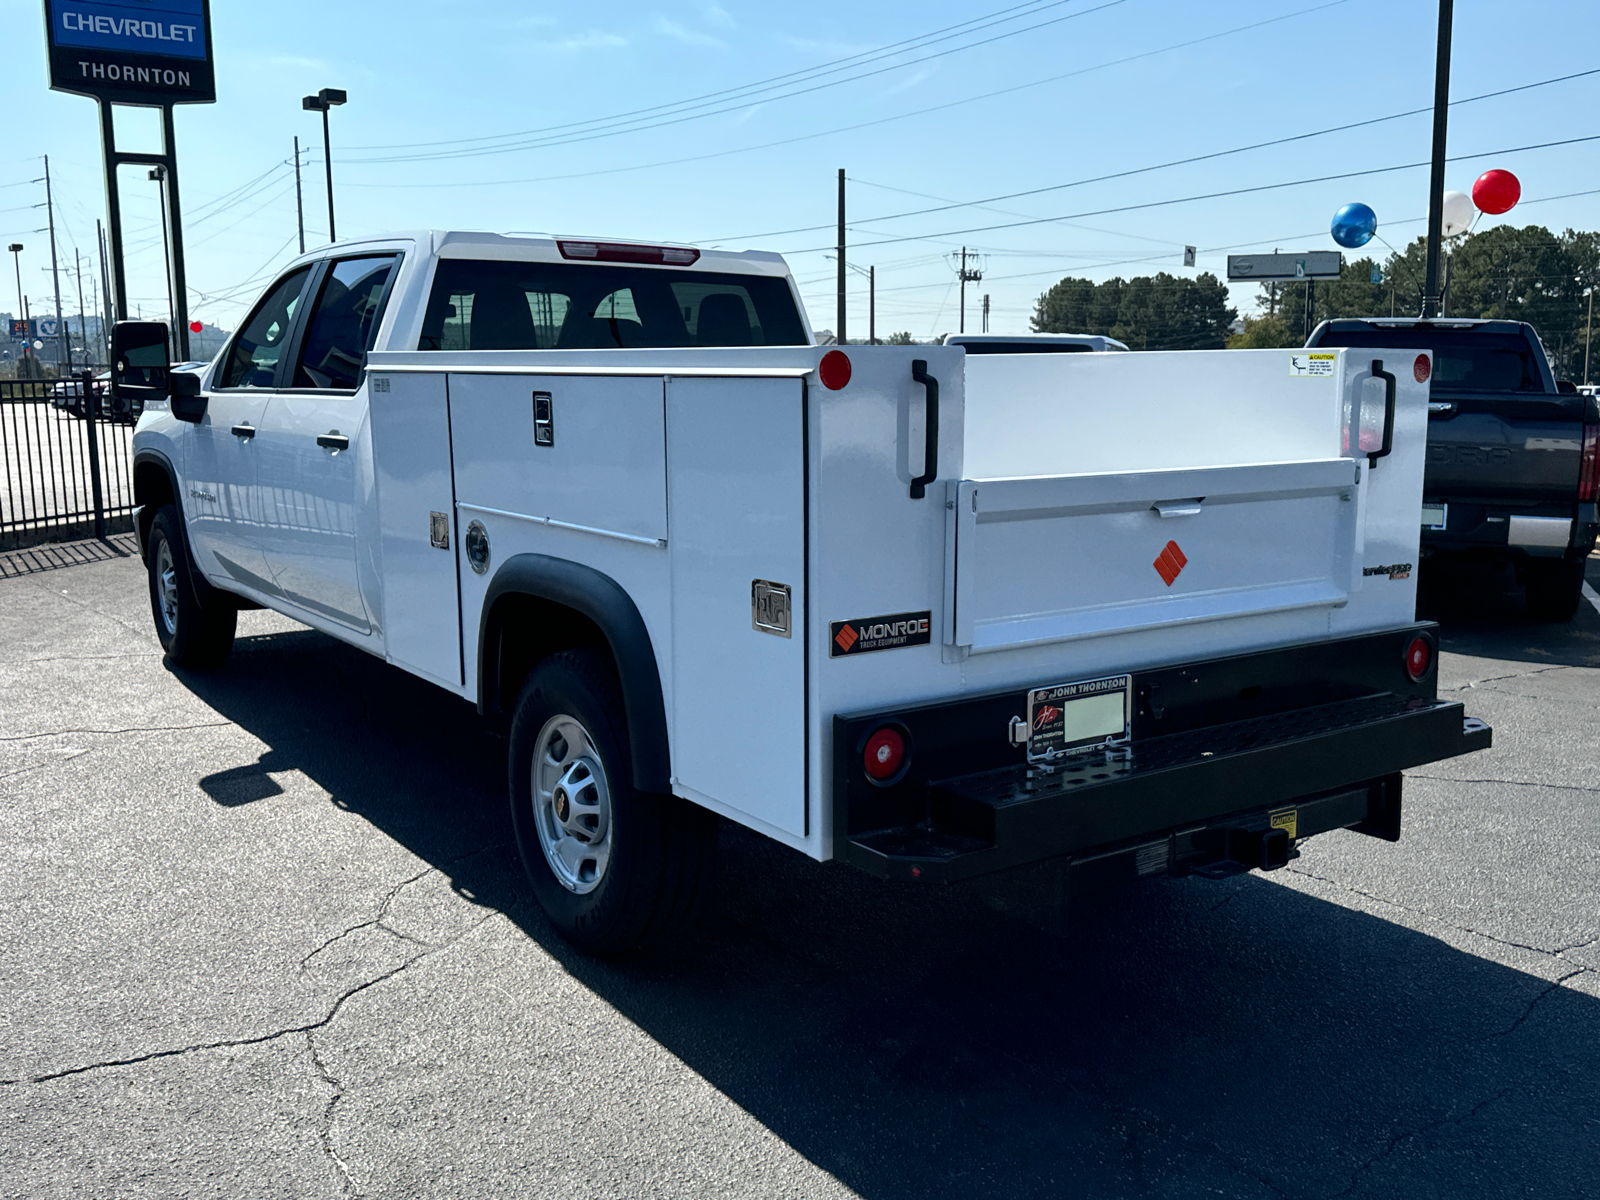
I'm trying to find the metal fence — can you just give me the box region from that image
[0,375,136,551]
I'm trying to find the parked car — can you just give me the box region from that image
[1307,318,1600,620]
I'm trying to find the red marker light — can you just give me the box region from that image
[189,320,203,334]
[1414,354,1431,384]
[863,725,906,782]
[556,240,700,266]
[819,349,852,391]
[1405,635,1432,682]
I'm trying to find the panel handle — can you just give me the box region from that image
[909,359,939,500]
[1367,359,1396,468]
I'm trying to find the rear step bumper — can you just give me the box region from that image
[840,693,1491,884]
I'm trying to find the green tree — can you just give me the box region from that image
[1032,271,1235,350]
[1227,313,1297,348]
[886,330,916,345]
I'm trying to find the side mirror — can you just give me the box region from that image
[169,370,207,423]
[1556,379,1578,395]
[110,320,171,413]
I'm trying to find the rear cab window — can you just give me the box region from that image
[418,259,807,351]
[1311,326,1548,393]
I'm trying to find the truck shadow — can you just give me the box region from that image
[180,625,1600,1200]
[1423,556,1600,668]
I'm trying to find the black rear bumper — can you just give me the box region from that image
[832,626,1491,884]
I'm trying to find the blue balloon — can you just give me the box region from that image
[1331,202,1378,249]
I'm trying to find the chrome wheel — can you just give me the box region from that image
[155,538,179,637]
[531,713,613,894]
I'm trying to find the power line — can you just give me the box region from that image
[345,0,1080,153]
[344,1,1128,164]
[783,133,1600,255]
[706,66,1600,244]
[338,0,1353,189]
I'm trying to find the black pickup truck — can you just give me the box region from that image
[1307,318,1599,620]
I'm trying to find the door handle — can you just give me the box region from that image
[316,432,349,452]
[1153,500,1204,518]
[1367,359,1397,468]
[230,423,256,440]
[909,359,940,499]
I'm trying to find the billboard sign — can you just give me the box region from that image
[9,320,29,339]
[1227,252,1343,283]
[36,316,60,339]
[44,0,215,105]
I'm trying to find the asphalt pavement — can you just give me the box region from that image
[1,546,1596,1199]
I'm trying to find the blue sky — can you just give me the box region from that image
[7,0,1598,338]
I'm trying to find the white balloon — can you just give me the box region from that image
[1441,190,1476,238]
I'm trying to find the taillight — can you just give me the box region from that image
[819,349,852,391]
[1404,634,1433,682]
[1579,422,1599,502]
[556,240,700,266]
[862,724,909,784]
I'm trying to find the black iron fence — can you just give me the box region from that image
[0,374,137,551]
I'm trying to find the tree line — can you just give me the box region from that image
[1031,224,1600,379]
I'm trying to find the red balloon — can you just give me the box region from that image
[189,320,203,333]
[1472,169,1521,215]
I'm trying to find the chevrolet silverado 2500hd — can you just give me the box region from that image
[119,231,1490,954]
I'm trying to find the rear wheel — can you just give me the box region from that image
[508,649,715,956]
[1523,556,1586,623]
[146,505,237,667]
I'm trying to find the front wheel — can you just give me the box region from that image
[146,505,237,667]
[1523,557,1586,623]
[508,649,715,956]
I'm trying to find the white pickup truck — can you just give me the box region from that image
[119,231,1490,954]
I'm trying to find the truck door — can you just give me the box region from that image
[256,254,400,633]
[185,265,313,597]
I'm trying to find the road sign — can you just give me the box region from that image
[36,316,59,339]
[44,0,216,106]
[1226,252,1343,283]
[1183,246,1196,268]
[8,319,28,339]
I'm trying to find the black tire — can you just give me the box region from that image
[146,505,237,668]
[1523,557,1586,623]
[508,648,715,956]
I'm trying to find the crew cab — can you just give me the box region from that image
[1307,318,1600,620]
[119,231,1490,955]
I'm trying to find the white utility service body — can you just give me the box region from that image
[130,231,1488,925]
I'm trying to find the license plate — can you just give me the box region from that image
[1421,503,1448,530]
[1025,674,1132,763]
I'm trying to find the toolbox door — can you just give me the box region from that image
[369,370,464,689]
[666,375,808,838]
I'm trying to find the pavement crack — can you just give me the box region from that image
[0,720,232,742]
[1326,1086,1518,1199]
[1407,773,1600,796]
[1440,665,1569,692]
[1497,969,1586,1038]
[306,1031,358,1198]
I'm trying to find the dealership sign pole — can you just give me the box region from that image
[42,0,215,361]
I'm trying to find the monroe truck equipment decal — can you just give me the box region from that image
[830,611,932,657]
[1153,540,1188,586]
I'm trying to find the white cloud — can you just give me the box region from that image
[703,4,735,28]
[530,29,629,53]
[653,15,726,48]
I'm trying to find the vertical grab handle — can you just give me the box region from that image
[910,358,939,499]
[1367,358,1396,468]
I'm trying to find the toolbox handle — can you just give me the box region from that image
[910,359,939,499]
[1367,359,1396,468]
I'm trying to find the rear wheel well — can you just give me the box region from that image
[485,593,610,717]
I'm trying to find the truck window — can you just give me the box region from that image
[292,254,401,390]
[1314,328,1545,392]
[418,259,806,351]
[217,267,313,389]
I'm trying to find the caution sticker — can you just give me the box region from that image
[1269,808,1298,840]
[1289,353,1336,378]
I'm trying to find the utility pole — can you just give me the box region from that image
[1584,287,1594,387]
[836,168,846,345]
[982,293,990,333]
[1421,0,1453,318]
[44,156,72,375]
[868,264,875,345]
[8,243,22,321]
[956,247,983,335]
[73,248,89,367]
[97,220,113,360]
[293,136,306,254]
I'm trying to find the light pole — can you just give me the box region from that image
[302,88,348,242]
[8,244,22,320]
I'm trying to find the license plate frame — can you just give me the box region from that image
[1025,674,1133,764]
[1421,502,1448,531]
